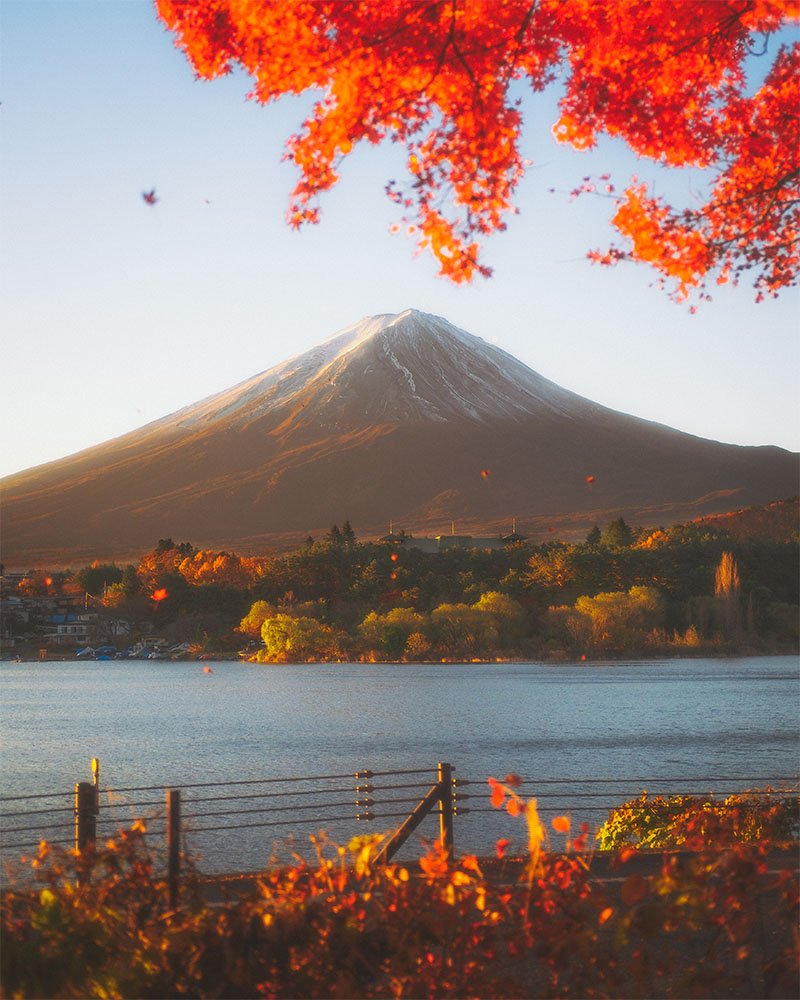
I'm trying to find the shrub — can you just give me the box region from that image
[2,790,797,998]
[596,791,800,850]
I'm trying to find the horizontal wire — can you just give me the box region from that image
[1,839,74,852]
[189,785,356,805]
[0,791,75,804]
[1,820,76,835]
[369,795,436,808]
[0,806,75,819]
[370,781,432,792]
[189,813,361,833]
[370,767,439,777]
[368,808,444,819]
[101,798,166,810]
[183,799,357,821]
[464,776,800,786]
[110,771,364,793]
[4,772,792,803]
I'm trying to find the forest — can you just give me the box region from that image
[8,504,798,661]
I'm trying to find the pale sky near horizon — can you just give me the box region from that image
[1,1,798,481]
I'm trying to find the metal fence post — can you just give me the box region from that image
[166,788,181,907]
[438,762,454,861]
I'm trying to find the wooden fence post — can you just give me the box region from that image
[375,763,456,866]
[75,782,96,852]
[438,762,454,861]
[166,789,181,907]
[92,757,100,814]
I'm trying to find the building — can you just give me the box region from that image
[380,520,527,553]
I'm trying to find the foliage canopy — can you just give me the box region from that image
[157,0,799,301]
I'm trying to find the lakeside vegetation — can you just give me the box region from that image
[2,786,797,999]
[4,502,797,662]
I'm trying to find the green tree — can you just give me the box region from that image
[601,518,634,548]
[75,563,123,597]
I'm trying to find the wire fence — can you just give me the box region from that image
[1,761,797,882]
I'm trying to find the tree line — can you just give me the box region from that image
[10,509,798,660]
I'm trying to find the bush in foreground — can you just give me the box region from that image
[1,796,798,998]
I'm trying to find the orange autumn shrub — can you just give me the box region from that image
[1,787,797,998]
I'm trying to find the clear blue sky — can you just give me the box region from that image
[1,1,798,480]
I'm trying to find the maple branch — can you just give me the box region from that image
[502,0,539,85]
[444,0,484,112]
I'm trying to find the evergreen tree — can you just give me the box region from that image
[602,518,634,548]
[586,525,602,547]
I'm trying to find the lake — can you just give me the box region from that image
[1,655,797,873]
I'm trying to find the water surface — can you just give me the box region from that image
[2,656,797,869]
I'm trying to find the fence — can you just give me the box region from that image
[2,760,797,893]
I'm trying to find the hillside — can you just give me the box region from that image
[688,497,799,543]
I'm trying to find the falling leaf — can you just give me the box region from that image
[552,815,571,833]
[142,189,158,205]
[151,588,168,602]
[504,773,522,787]
[599,906,614,925]
[585,475,595,484]
[480,468,490,478]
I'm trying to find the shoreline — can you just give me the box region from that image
[3,649,797,665]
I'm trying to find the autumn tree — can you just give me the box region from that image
[358,607,428,658]
[238,600,278,638]
[473,590,526,647]
[259,614,346,661]
[714,549,743,638]
[157,0,799,301]
[574,585,665,651]
[429,602,497,657]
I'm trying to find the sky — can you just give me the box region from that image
[1,1,798,481]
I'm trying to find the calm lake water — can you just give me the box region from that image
[1,656,797,871]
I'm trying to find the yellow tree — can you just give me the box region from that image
[714,551,743,639]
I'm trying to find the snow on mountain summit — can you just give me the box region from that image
[170,309,591,433]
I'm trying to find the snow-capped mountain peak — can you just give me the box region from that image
[168,310,589,432]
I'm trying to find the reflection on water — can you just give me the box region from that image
[1,656,797,870]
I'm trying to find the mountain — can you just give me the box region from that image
[2,309,798,567]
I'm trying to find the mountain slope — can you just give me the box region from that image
[2,309,797,566]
